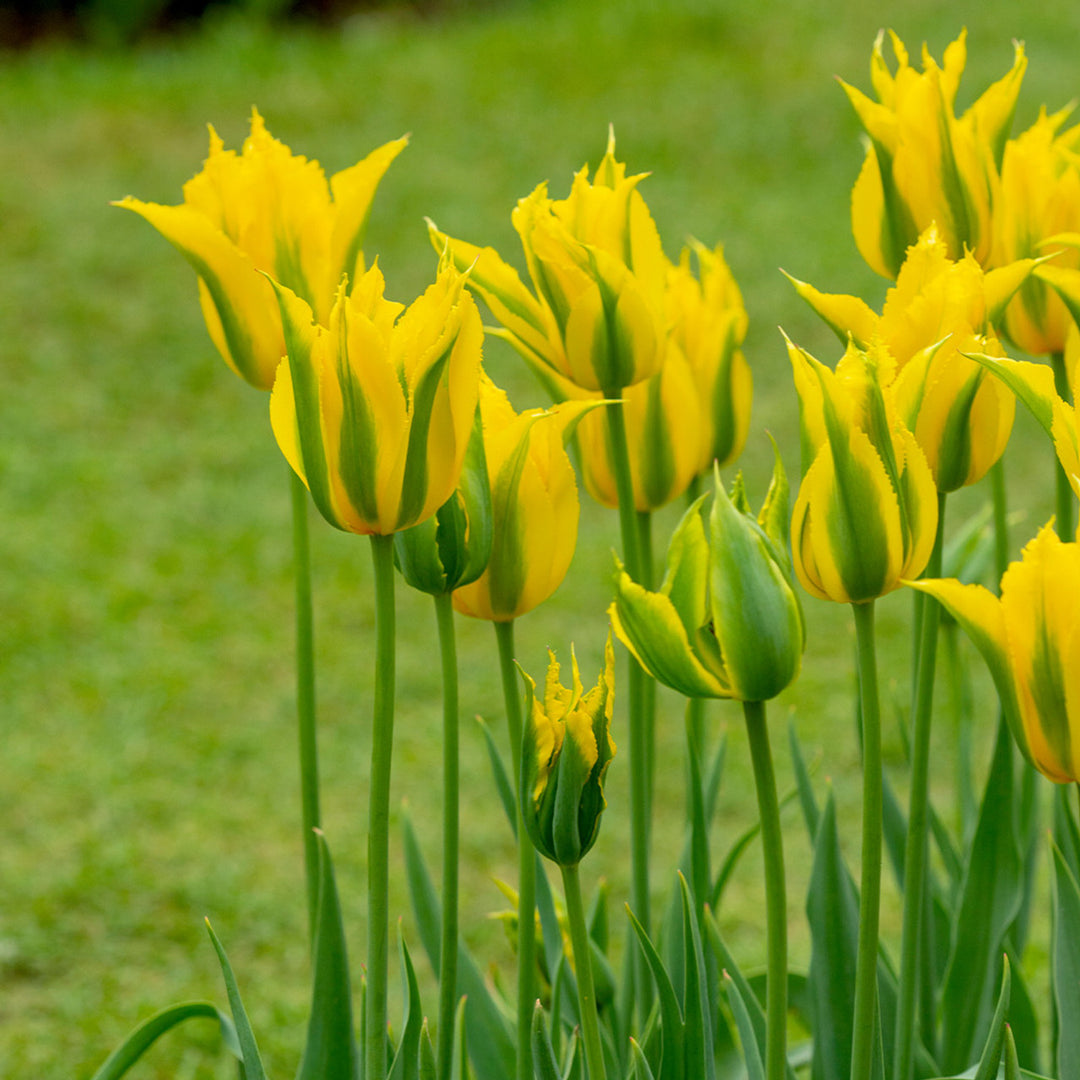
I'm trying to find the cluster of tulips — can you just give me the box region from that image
[97,26,1080,1080]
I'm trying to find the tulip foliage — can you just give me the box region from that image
[101,25,1080,1080]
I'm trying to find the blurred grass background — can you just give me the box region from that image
[2,0,1077,1075]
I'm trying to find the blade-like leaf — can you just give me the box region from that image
[297,830,360,1080]
[419,1020,437,1080]
[388,927,424,1080]
[530,1003,562,1080]
[205,920,269,1080]
[679,876,715,1080]
[630,1037,657,1080]
[402,813,516,1080]
[627,904,685,1080]
[972,955,1010,1080]
[89,1002,239,1080]
[476,716,518,838]
[939,720,1023,1072]
[1052,842,1080,1080]
[450,998,469,1080]
[787,720,821,840]
[723,972,765,1080]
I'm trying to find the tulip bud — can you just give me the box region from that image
[610,445,804,702]
[519,635,616,867]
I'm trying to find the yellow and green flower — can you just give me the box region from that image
[117,109,407,389]
[268,257,483,536]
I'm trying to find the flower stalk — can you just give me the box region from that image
[366,532,397,1080]
[495,619,536,1080]
[290,468,321,947]
[561,861,607,1080]
[850,599,883,1080]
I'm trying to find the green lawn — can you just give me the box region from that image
[2,0,1078,1075]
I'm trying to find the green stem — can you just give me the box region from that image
[990,457,1009,584]
[495,619,536,1080]
[638,509,656,826]
[561,862,607,1080]
[434,592,459,1080]
[366,533,397,1080]
[893,493,947,1080]
[1052,351,1075,540]
[605,399,651,1016]
[290,469,321,948]
[743,700,787,1080]
[850,600,882,1080]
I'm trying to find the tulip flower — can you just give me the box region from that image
[910,522,1080,783]
[451,376,596,622]
[520,635,616,868]
[788,335,938,604]
[117,109,407,389]
[843,29,1026,279]
[520,634,616,1080]
[667,239,753,474]
[992,106,1080,357]
[428,128,668,396]
[787,225,1030,492]
[609,449,804,703]
[268,258,483,537]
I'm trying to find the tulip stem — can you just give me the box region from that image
[290,469,321,949]
[494,618,536,1080]
[1052,351,1075,540]
[638,509,657,823]
[605,399,652,1018]
[850,599,882,1080]
[990,458,1010,583]
[434,591,460,1080]
[561,862,607,1080]
[743,700,787,1080]
[367,532,397,1080]
[893,492,947,1080]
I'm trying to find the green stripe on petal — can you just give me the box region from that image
[639,372,675,509]
[334,304,381,527]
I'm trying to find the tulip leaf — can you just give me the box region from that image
[939,719,1023,1073]
[723,971,765,1080]
[296,830,360,1080]
[450,997,469,1080]
[388,927,424,1080]
[88,1001,239,1080]
[704,729,727,825]
[630,1037,657,1080]
[679,876,715,1080]
[971,956,1010,1080]
[530,1003,562,1080]
[475,716,518,839]
[419,1020,437,1080]
[627,903,685,1080]
[401,813,516,1080]
[1052,841,1080,1080]
[787,719,821,840]
[205,920,269,1080]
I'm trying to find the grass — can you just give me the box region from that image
[1,0,1078,1075]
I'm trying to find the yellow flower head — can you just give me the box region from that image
[993,106,1080,356]
[268,257,482,536]
[788,226,1030,491]
[911,523,1080,783]
[844,29,1026,278]
[116,109,407,389]
[520,634,616,867]
[788,335,938,603]
[429,129,668,395]
[451,376,596,621]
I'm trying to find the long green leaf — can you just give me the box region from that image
[787,720,821,840]
[627,904,685,1080]
[419,1021,437,1080]
[401,813,516,1080]
[723,972,765,1080]
[630,1038,657,1080]
[205,920,269,1080]
[89,1001,238,1080]
[1052,842,1080,1079]
[679,876,715,1080]
[297,830,359,1080]
[476,716,518,838]
[450,998,469,1080]
[972,955,1010,1080]
[530,1003,562,1080]
[939,720,1023,1073]
[388,928,424,1080]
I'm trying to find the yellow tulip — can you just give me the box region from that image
[788,225,1030,491]
[788,335,938,603]
[451,377,596,621]
[993,107,1080,357]
[520,634,616,867]
[429,129,668,395]
[910,523,1080,782]
[116,109,406,389]
[268,258,482,536]
[667,240,752,474]
[843,30,1025,278]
